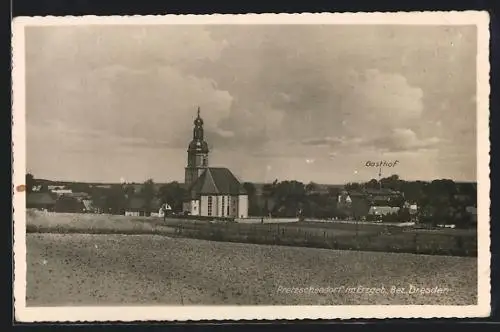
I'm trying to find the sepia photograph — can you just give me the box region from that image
[12,12,490,321]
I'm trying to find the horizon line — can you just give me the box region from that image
[29,176,478,186]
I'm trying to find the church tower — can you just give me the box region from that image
[185,107,209,189]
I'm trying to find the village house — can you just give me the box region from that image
[182,108,248,218]
[124,197,163,217]
[48,185,73,195]
[368,206,401,217]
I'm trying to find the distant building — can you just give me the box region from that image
[51,188,73,195]
[368,206,400,216]
[82,199,95,213]
[337,190,355,206]
[31,185,43,192]
[48,185,73,195]
[182,108,248,218]
[26,192,56,211]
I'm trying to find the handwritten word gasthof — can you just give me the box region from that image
[365,160,399,167]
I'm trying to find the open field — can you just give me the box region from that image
[26,210,177,236]
[26,210,477,257]
[27,233,477,306]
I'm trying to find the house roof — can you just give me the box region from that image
[365,188,402,195]
[82,199,94,211]
[188,167,246,198]
[27,193,56,206]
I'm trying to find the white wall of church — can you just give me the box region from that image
[230,196,239,217]
[200,195,208,216]
[196,195,248,218]
[237,195,249,218]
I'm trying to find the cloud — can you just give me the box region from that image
[301,136,345,147]
[25,24,477,183]
[339,69,424,137]
[369,128,442,153]
[28,64,234,150]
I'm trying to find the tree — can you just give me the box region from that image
[141,179,156,206]
[381,174,402,191]
[243,182,260,216]
[400,181,426,203]
[366,179,379,190]
[123,184,136,198]
[39,184,49,193]
[157,181,186,212]
[272,181,306,217]
[262,181,278,217]
[425,179,457,202]
[305,181,317,194]
[398,207,411,222]
[105,184,127,214]
[26,173,35,193]
[69,182,92,194]
[345,182,361,191]
[243,182,256,197]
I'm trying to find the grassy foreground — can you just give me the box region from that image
[27,233,477,306]
[26,210,477,257]
[26,210,177,236]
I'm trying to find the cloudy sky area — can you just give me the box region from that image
[25,24,477,184]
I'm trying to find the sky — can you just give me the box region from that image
[25,24,478,184]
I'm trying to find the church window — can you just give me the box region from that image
[208,196,213,216]
[221,197,225,217]
[203,157,208,166]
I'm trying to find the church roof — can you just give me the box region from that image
[187,167,246,198]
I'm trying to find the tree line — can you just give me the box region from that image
[26,173,477,227]
[242,175,477,227]
[26,173,187,215]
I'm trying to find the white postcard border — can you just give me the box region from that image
[12,11,491,321]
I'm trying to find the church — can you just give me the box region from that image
[182,108,248,218]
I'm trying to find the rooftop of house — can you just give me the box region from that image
[187,167,246,199]
[364,188,401,195]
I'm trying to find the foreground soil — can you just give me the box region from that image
[27,233,477,306]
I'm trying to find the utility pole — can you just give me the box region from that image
[378,165,382,190]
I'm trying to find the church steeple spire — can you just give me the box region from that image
[193,106,204,140]
[185,106,209,188]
